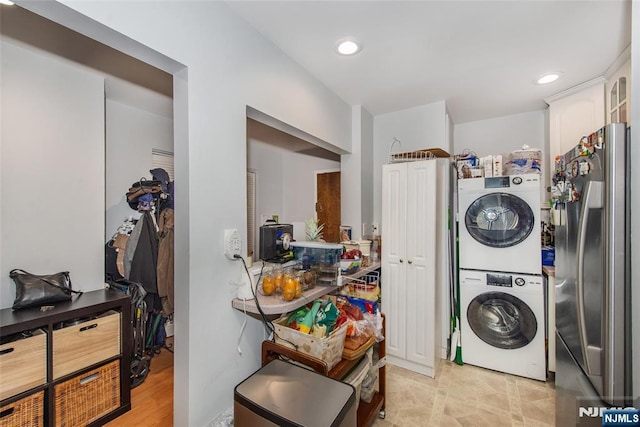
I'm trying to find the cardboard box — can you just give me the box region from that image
[492,154,503,177]
[483,156,493,177]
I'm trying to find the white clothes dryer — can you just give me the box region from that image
[458,174,541,275]
[459,269,546,381]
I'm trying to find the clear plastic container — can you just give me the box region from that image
[290,241,343,268]
[290,242,344,286]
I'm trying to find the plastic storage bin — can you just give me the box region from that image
[542,246,555,266]
[343,356,372,409]
[291,241,343,286]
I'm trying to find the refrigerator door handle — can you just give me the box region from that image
[576,180,603,377]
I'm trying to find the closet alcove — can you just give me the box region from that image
[1,4,178,424]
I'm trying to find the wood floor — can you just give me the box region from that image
[107,337,174,426]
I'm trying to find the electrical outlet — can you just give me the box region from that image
[224,229,241,260]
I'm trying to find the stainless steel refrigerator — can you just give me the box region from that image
[555,123,632,426]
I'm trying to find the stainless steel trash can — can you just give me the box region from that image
[234,359,357,427]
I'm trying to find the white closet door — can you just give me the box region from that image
[405,160,437,367]
[381,163,407,359]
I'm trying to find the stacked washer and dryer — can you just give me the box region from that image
[457,174,545,381]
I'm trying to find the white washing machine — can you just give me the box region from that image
[458,174,541,275]
[459,269,546,381]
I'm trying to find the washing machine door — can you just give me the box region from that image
[464,193,534,248]
[466,291,538,349]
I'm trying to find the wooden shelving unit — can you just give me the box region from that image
[261,314,386,426]
[0,289,131,426]
[233,260,385,425]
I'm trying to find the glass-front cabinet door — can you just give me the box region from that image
[606,59,630,125]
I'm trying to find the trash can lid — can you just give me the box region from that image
[234,359,355,427]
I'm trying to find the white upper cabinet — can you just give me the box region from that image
[606,59,631,125]
[545,78,605,184]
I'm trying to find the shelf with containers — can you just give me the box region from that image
[231,260,380,315]
[231,240,380,316]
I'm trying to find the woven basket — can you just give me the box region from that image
[54,361,120,427]
[0,391,44,427]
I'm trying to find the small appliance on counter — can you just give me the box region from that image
[259,223,294,262]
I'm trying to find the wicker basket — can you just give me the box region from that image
[54,361,120,426]
[0,391,44,427]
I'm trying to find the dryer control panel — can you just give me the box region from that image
[482,272,542,289]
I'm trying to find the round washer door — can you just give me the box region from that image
[464,193,534,248]
[466,291,537,349]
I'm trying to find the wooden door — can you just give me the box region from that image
[316,171,340,243]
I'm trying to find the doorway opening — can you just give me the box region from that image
[315,170,341,243]
[1,3,187,425]
[246,109,344,250]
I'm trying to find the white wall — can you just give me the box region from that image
[247,139,283,243]
[360,108,374,237]
[453,110,545,158]
[43,2,353,425]
[372,101,448,230]
[105,98,173,240]
[342,105,374,240]
[282,151,339,224]
[631,0,639,408]
[0,37,105,306]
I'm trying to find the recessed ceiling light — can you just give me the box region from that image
[0,0,15,5]
[537,73,561,85]
[336,37,361,56]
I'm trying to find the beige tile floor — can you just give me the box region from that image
[373,359,556,427]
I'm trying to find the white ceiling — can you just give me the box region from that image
[227,0,632,124]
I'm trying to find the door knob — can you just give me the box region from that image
[408,260,413,264]
[399,259,404,263]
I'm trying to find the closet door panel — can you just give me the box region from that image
[406,161,437,368]
[382,163,407,359]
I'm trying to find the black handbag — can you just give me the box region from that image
[9,269,83,310]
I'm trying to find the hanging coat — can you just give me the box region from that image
[129,211,161,311]
[156,208,174,316]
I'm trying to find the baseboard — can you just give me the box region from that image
[440,347,448,359]
[387,355,435,378]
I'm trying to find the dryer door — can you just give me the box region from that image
[466,291,538,349]
[464,193,534,248]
